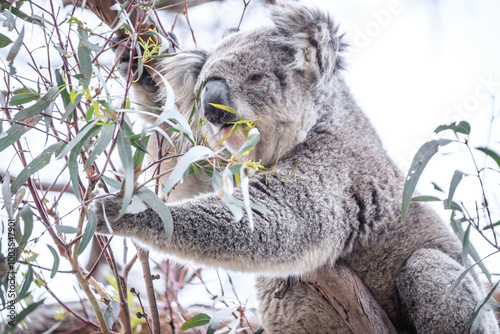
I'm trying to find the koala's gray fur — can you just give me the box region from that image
[96,2,500,333]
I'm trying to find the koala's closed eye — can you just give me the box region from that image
[245,71,265,86]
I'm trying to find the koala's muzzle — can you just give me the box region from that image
[201,80,238,125]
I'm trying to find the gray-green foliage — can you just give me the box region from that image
[403,120,500,331]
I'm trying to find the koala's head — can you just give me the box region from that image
[162,2,346,166]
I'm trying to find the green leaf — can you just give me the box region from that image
[19,205,34,246]
[164,146,216,195]
[68,125,101,200]
[47,245,59,279]
[461,224,471,267]
[133,135,150,169]
[468,279,500,333]
[11,143,65,193]
[57,118,99,158]
[9,92,40,106]
[8,7,46,26]
[0,32,13,48]
[402,139,453,225]
[135,188,173,240]
[116,129,135,219]
[432,182,444,193]
[101,175,122,189]
[77,28,92,87]
[237,128,260,156]
[55,225,80,234]
[0,119,39,153]
[77,209,97,255]
[132,136,149,170]
[7,26,24,63]
[103,300,120,331]
[206,307,236,334]
[434,121,471,135]
[209,103,238,114]
[17,265,33,302]
[254,327,265,334]
[121,121,149,153]
[476,147,500,169]
[181,313,211,331]
[443,170,467,210]
[2,171,13,219]
[85,122,116,169]
[13,86,59,121]
[410,195,441,202]
[55,69,71,109]
[3,299,45,333]
[483,220,500,230]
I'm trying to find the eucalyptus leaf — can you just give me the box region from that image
[402,139,453,224]
[19,205,34,246]
[85,122,115,169]
[444,170,467,210]
[0,32,13,48]
[16,265,33,302]
[206,307,237,334]
[55,225,80,234]
[47,245,59,278]
[116,129,135,219]
[5,299,45,332]
[476,147,500,169]
[181,313,211,331]
[410,195,441,202]
[2,171,13,219]
[77,209,97,255]
[461,224,471,266]
[11,143,65,193]
[135,188,173,240]
[57,118,99,158]
[237,128,260,156]
[101,175,123,189]
[434,121,471,135]
[77,27,92,87]
[7,26,24,63]
[103,300,120,331]
[164,146,216,195]
[9,92,40,106]
[468,279,500,333]
[13,86,59,121]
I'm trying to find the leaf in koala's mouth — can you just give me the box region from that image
[214,118,260,152]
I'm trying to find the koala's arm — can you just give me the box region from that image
[95,171,347,276]
[113,33,178,114]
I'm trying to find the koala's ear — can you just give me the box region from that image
[161,50,209,107]
[270,2,347,82]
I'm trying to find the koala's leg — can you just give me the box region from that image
[255,277,351,334]
[396,248,499,334]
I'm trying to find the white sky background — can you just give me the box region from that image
[1,0,499,309]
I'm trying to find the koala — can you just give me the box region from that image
[96,2,500,333]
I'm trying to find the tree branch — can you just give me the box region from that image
[306,261,398,334]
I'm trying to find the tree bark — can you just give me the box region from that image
[306,261,398,334]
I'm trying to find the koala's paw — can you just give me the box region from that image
[91,196,126,235]
[112,32,178,86]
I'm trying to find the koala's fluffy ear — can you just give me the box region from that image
[161,50,209,109]
[270,2,347,82]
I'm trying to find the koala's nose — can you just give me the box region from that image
[201,80,238,125]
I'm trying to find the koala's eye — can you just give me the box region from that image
[245,71,264,86]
